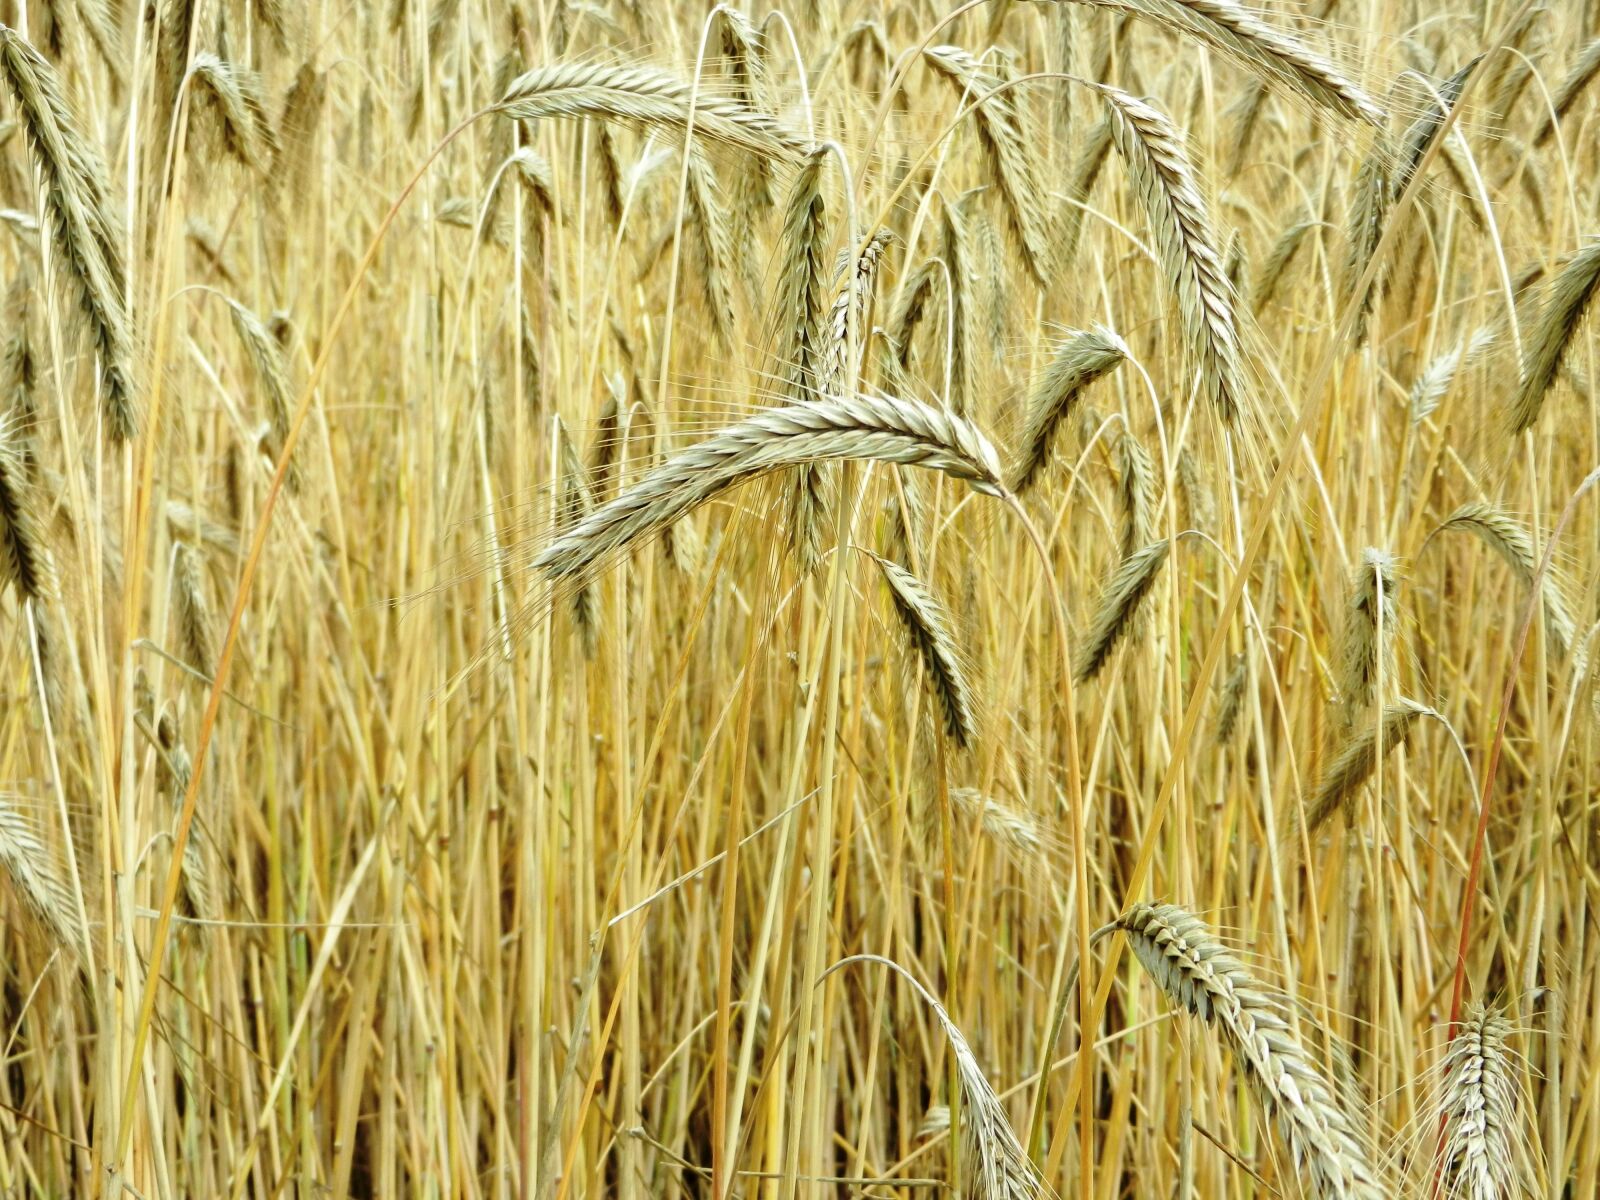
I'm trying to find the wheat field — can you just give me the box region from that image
[0,0,1595,1197]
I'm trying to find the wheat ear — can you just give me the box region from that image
[189,53,278,172]
[0,411,48,600]
[1431,502,1575,657]
[1409,328,1493,424]
[0,793,86,962]
[870,552,976,749]
[1435,1004,1525,1200]
[1108,902,1386,1200]
[1100,84,1243,425]
[1011,326,1125,493]
[0,25,137,440]
[1535,37,1600,145]
[495,62,811,160]
[923,46,1053,286]
[1337,547,1400,722]
[226,298,300,490]
[172,541,214,674]
[1306,699,1428,833]
[1252,216,1316,311]
[1075,538,1170,682]
[556,423,598,660]
[1512,239,1600,435]
[1116,430,1158,558]
[535,393,1005,583]
[153,709,211,920]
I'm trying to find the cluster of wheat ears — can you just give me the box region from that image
[0,0,1595,1196]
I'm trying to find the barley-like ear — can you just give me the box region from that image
[0,26,137,440]
[1116,430,1158,558]
[888,258,940,370]
[533,393,1006,584]
[1011,326,1125,493]
[1109,902,1387,1200]
[683,149,738,347]
[1061,115,1113,260]
[172,541,213,675]
[1075,538,1170,682]
[1431,502,1575,657]
[822,227,893,396]
[1215,650,1250,744]
[941,193,981,415]
[154,709,211,921]
[275,62,326,200]
[1338,548,1400,722]
[1512,239,1600,435]
[947,787,1044,864]
[0,412,48,601]
[189,53,278,172]
[870,552,976,749]
[0,793,85,963]
[1100,85,1243,425]
[495,62,811,160]
[226,298,300,490]
[1409,328,1493,424]
[1534,37,1600,145]
[1252,216,1315,311]
[923,46,1052,287]
[1434,1004,1530,1200]
[833,955,1044,1200]
[1093,0,1382,125]
[1306,699,1428,833]
[556,422,598,660]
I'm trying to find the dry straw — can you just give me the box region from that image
[533,393,1006,583]
[1108,902,1386,1200]
[870,552,976,749]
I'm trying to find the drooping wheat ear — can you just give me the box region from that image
[255,0,291,50]
[870,552,975,748]
[1512,239,1600,436]
[770,150,831,573]
[1434,1004,1527,1200]
[1215,650,1250,744]
[0,26,137,440]
[947,787,1044,863]
[1062,115,1113,260]
[495,62,811,160]
[1012,326,1125,493]
[881,468,927,567]
[1099,85,1243,425]
[1306,699,1428,833]
[0,412,47,601]
[1117,430,1158,558]
[1175,447,1214,532]
[1223,80,1267,176]
[0,793,85,962]
[156,0,204,129]
[154,709,211,920]
[590,388,622,501]
[508,146,556,255]
[535,393,1006,584]
[1343,58,1476,342]
[941,193,982,416]
[1077,0,1382,125]
[683,149,738,347]
[555,422,598,660]
[2,278,36,471]
[1432,502,1575,657]
[1107,902,1387,1200]
[1409,328,1494,424]
[822,227,894,396]
[1535,38,1600,145]
[189,53,278,172]
[833,955,1044,1200]
[1252,215,1316,311]
[1338,547,1400,722]
[711,6,776,251]
[923,46,1052,287]
[225,298,299,491]
[275,62,326,199]
[1075,538,1170,682]
[888,258,940,370]
[172,540,213,674]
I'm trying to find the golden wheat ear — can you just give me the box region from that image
[1512,239,1600,435]
[1107,902,1388,1200]
[0,26,138,440]
[1075,539,1171,683]
[1305,699,1430,834]
[1011,326,1126,494]
[869,552,977,750]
